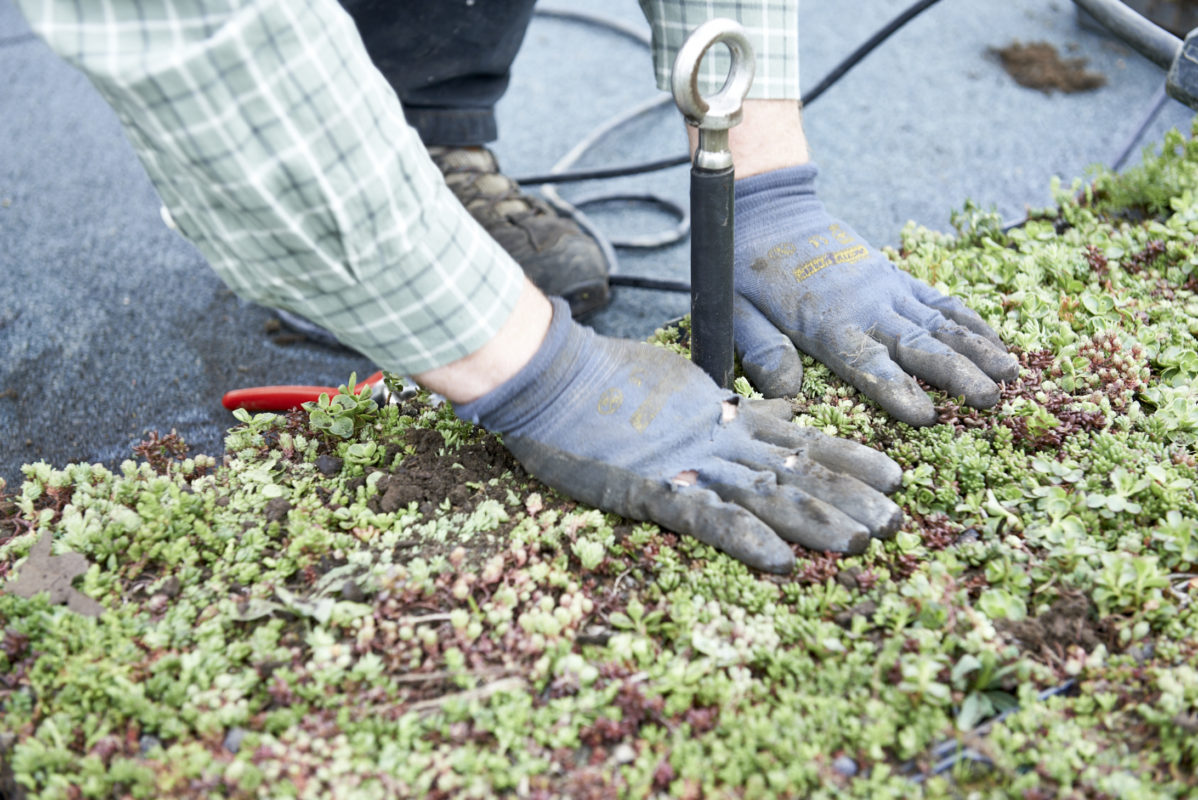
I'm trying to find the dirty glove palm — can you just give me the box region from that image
[734,164,1018,426]
[456,299,904,573]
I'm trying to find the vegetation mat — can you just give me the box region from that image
[3,125,1198,799]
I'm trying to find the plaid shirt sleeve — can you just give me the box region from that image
[638,0,800,100]
[14,0,525,376]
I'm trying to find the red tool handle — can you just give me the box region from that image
[222,371,385,412]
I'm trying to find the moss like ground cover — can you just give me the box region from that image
[3,126,1198,799]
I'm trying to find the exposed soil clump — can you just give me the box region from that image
[366,427,525,518]
[264,497,292,523]
[999,593,1120,659]
[0,493,20,555]
[993,41,1106,94]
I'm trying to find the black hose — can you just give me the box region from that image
[1072,0,1179,69]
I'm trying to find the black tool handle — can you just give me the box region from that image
[690,165,736,389]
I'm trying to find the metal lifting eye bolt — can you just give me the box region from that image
[670,20,755,388]
[671,19,755,171]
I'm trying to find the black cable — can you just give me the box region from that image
[516,0,947,188]
[907,679,1078,783]
[610,275,690,292]
[802,0,944,107]
[570,192,690,249]
[1112,84,1171,171]
[515,154,687,187]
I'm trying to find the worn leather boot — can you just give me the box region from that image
[429,146,610,318]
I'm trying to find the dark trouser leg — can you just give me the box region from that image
[338,0,611,317]
[339,0,537,146]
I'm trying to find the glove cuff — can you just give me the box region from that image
[454,296,581,432]
[735,162,821,217]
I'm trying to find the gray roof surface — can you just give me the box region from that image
[0,0,1192,487]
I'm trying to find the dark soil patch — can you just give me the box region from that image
[365,427,524,518]
[992,41,1106,94]
[0,493,20,553]
[999,592,1121,660]
[347,422,574,572]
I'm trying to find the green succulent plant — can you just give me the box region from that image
[3,122,1198,798]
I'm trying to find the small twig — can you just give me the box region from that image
[1168,573,1196,606]
[612,568,633,593]
[1032,574,1058,595]
[408,676,528,715]
[394,612,454,626]
[393,667,511,685]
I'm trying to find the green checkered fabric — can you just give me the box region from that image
[17,0,800,373]
[16,0,525,375]
[639,0,800,99]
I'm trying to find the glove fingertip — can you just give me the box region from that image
[961,380,1000,411]
[875,503,904,539]
[995,354,1020,383]
[646,485,796,574]
[872,381,937,428]
[705,512,796,574]
[742,352,804,399]
[804,438,903,495]
[870,460,904,495]
[751,540,797,574]
[745,397,794,422]
[977,347,1019,384]
[787,500,869,555]
[692,510,797,573]
[900,406,939,428]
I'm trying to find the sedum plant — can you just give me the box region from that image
[2,122,1198,799]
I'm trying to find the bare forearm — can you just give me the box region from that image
[414,279,553,404]
[686,99,811,179]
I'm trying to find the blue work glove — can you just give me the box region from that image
[456,298,903,573]
[733,164,1019,426]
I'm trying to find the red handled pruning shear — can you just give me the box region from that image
[221,370,401,412]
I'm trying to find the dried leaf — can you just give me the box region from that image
[230,597,283,621]
[3,531,104,617]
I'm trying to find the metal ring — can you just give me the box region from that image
[670,18,755,130]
